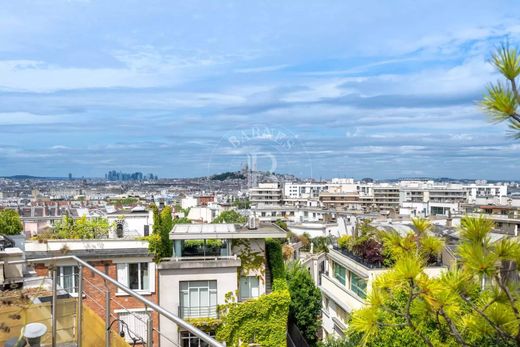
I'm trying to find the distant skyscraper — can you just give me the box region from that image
[68,173,72,180]
[105,169,156,181]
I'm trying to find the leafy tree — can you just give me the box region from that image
[109,197,138,207]
[0,209,23,235]
[282,244,294,260]
[147,205,188,260]
[286,261,322,346]
[212,210,246,224]
[275,219,289,231]
[151,204,161,235]
[349,216,520,347]
[312,236,333,253]
[159,206,173,258]
[299,232,311,250]
[232,198,251,209]
[338,235,351,249]
[53,215,110,239]
[481,43,520,138]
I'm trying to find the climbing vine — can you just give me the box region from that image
[216,239,291,346]
[186,317,222,333]
[216,289,290,347]
[232,239,265,281]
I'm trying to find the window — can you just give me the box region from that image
[118,310,149,344]
[333,262,346,285]
[180,331,215,347]
[116,222,124,238]
[335,305,348,322]
[129,263,149,291]
[323,296,330,315]
[239,276,259,300]
[350,272,367,299]
[58,266,79,294]
[180,281,217,318]
[116,262,155,293]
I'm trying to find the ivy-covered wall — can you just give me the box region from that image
[232,239,266,283]
[216,289,290,347]
[216,238,290,347]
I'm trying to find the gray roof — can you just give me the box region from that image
[170,223,286,240]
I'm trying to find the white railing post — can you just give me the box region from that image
[51,267,57,347]
[77,264,83,346]
[105,288,111,347]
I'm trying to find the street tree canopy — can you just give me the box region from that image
[0,209,23,235]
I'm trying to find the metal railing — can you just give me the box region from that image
[168,255,237,262]
[5,255,225,347]
[179,305,218,319]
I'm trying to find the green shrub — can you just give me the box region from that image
[286,261,322,346]
[337,235,351,249]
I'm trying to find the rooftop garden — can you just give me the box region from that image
[33,215,111,241]
[335,218,444,268]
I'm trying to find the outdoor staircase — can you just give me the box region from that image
[265,262,272,294]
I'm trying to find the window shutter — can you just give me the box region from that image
[148,262,155,293]
[117,263,129,287]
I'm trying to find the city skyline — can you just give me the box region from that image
[1,1,520,179]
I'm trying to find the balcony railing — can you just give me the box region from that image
[332,245,385,269]
[179,305,218,319]
[332,245,443,269]
[166,255,238,262]
[5,255,225,347]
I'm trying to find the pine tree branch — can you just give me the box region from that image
[439,307,471,347]
[494,274,520,346]
[405,279,434,347]
[459,293,514,343]
[510,77,520,105]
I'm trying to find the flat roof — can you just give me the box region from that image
[170,223,287,240]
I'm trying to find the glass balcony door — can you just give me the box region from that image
[180,280,217,318]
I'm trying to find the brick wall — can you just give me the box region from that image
[34,260,161,346]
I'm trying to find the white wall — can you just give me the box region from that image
[107,212,152,238]
[181,196,198,209]
[158,266,238,347]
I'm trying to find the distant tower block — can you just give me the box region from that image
[247,154,258,188]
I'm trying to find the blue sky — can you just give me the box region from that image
[1,1,520,179]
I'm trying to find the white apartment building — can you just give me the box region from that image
[253,205,335,223]
[399,181,468,217]
[320,244,445,339]
[464,181,508,203]
[284,182,328,199]
[252,179,509,219]
[158,222,286,347]
[187,203,223,223]
[249,182,283,207]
